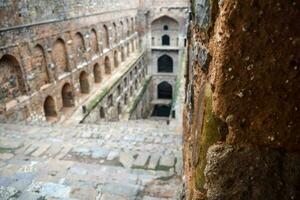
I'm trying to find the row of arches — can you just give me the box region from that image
[43,82,74,120]
[0,34,138,104]
[98,62,147,120]
[43,63,147,121]
[4,16,138,94]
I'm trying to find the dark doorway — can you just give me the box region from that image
[162,35,170,46]
[93,63,102,83]
[44,96,57,119]
[103,25,109,49]
[100,107,105,119]
[62,83,75,107]
[79,71,90,94]
[152,105,171,117]
[117,103,122,115]
[158,55,173,72]
[114,51,119,68]
[157,82,172,99]
[105,56,111,74]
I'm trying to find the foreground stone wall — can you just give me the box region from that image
[184,0,300,199]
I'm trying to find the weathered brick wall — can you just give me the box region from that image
[0,0,139,28]
[0,55,26,104]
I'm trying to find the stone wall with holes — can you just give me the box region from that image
[183,0,300,199]
[82,54,148,123]
[0,2,140,123]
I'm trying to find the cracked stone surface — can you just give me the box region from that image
[0,120,183,199]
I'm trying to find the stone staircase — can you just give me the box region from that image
[0,120,183,200]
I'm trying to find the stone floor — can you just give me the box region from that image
[0,120,183,200]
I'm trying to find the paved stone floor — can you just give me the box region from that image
[0,120,183,200]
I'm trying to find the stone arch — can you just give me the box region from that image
[114,50,119,68]
[79,71,90,94]
[93,63,102,83]
[162,35,170,46]
[134,66,138,74]
[91,29,99,54]
[104,56,111,75]
[157,81,172,99]
[131,17,134,33]
[127,43,130,56]
[124,77,128,87]
[74,32,86,54]
[135,80,138,90]
[117,102,122,115]
[100,106,105,119]
[113,22,118,43]
[130,71,133,80]
[124,93,128,105]
[126,18,130,37]
[44,96,57,120]
[152,105,171,117]
[52,38,68,76]
[151,15,179,29]
[61,83,74,107]
[33,45,50,90]
[121,46,125,62]
[158,54,173,73]
[130,86,133,96]
[0,54,26,103]
[131,40,135,52]
[120,21,124,39]
[103,25,109,49]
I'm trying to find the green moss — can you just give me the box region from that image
[86,88,109,111]
[195,84,221,190]
[0,147,14,154]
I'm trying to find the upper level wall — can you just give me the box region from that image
[0,0,139,28]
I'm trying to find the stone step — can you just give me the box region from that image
[133,153,150,169]
[31,144,51,157]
